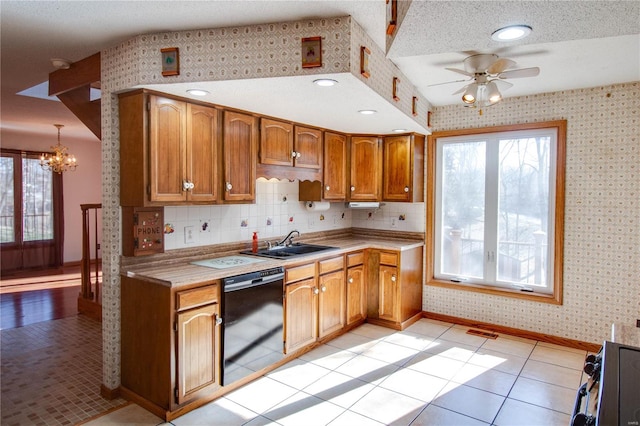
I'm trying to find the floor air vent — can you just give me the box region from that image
[467,329,499,339]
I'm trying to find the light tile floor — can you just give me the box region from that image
[84,319,590,426]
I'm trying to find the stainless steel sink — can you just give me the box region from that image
[240,243,336,259]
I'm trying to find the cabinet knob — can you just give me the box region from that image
[348,277,353,283]
[350,186,355,191]
[182,180,194,191]
[391,275,397,282]
[404,186,409,193]
[314,287,319,295]
[325,185,330,191]
[291,151,297,158]
[296,152,301,158]
[321,286,326,292]
[225,182,233,191]
[215,317,223,326]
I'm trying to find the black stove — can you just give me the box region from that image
[572,341,640,426]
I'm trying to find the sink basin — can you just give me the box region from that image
[240,243,337,259]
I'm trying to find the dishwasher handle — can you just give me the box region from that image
[224,273,284,292]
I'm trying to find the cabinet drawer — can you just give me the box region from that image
[347,252,364,267]
[318,256,344,275]
[286,263,316,283]
[379,252,398,266]
[176,285,219,311]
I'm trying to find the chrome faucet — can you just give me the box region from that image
[275,230,300,248]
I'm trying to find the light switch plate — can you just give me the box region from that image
[184,226,195,244]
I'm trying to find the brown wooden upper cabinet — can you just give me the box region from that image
[382,134,425,202]
[223,111,257,202]
[349,136,382,201]
[259,118,322,169]
[323,132,348,200]
[119,91,218,206]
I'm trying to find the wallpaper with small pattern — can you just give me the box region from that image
[428,82,640,345]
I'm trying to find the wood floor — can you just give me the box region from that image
[0,266,84,330]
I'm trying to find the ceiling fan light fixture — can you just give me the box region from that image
[486,81,502,104]
[462,83,478,104]
[491,25,532,42]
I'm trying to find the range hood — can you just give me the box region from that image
[346,202,382,209]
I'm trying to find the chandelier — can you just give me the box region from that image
[40,124,78,173]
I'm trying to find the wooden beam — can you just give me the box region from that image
[48,52,100,96]
[57,86,102,140]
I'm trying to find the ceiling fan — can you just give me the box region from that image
[434,53,540,109]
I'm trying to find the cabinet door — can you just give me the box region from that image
[186,104,218,202]
[350,136,381,201]
[285,278,317,353]
[346,264,366,325]
[223,111,257,202]
[382,135,412,202]
[323,132,347,200]
[260,118,293,166]
[149,95,187,202]
[378,264,399,322]
[175,303,221,404]
[318,270,345,338]
[294,126,322,169]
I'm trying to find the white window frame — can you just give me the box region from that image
[427,121,566,304]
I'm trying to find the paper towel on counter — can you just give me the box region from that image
[304,201,330,211]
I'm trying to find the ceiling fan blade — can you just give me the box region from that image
[487,58,516,75]
[445,67,474,77]
[498,67,540,79]
[452,84,469,95]
[427,78,469,87]
[493,79,513,91]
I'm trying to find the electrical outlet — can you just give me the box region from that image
[391,217,397,228]
[184,226,195,244]
[636,319,640,328]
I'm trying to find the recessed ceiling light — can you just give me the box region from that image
[358,110,377,115]
[491,25,532,42]
[392,128,407,133]
[313,79,338,87]
[187,89,209,96]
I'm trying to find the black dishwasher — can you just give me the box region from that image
[222,266,285,385]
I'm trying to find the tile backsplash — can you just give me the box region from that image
[163,178,425,250]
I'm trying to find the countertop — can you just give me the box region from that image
[122,236,424,288]
[611,323,640,347]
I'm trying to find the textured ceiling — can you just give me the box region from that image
[1,1,639,141]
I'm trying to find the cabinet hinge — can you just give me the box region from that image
[147,101,151,111]
[174,387,179,399]
[147,184,151,195]
[283,341,286,352]
[173,322,177,332]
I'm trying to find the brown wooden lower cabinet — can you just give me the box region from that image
[284,276,318,353]
[367,246,424,329]
[284,255,347,354]
[346,251,367,325]
[120,276,222,416]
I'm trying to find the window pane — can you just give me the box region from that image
[440,141,486,278]
[22,158,54,241]
[497,137,550,286]
[0,156,15,243]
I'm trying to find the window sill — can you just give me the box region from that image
[427,278,562,305]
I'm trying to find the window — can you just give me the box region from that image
[1,149,63,273]
[427,121,566,304]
